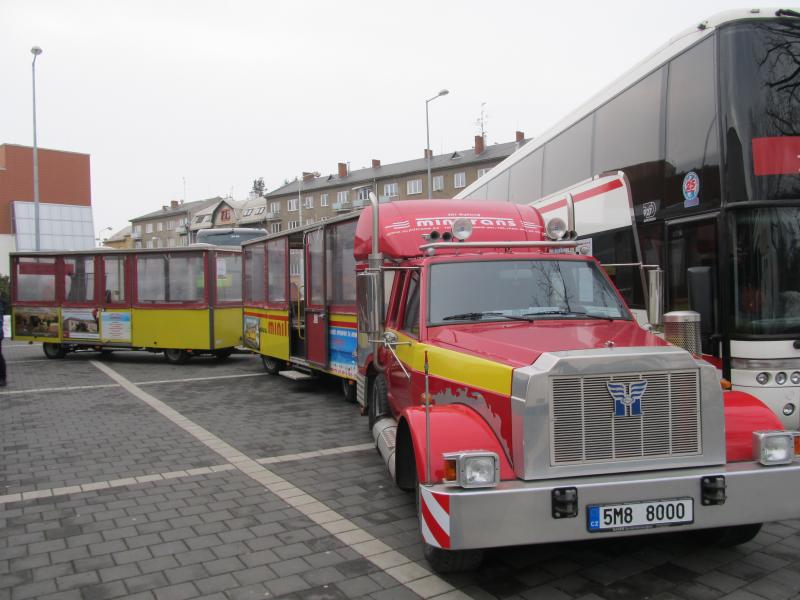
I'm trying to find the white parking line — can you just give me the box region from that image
[256,443,374,464]
[89,360,466,600]
[0,383,121,396]
[0,464,236,505]
[135,373,265,385]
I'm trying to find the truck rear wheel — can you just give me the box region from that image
[368,374,390,430]
[214,348,233,361]
[43,343,66,359]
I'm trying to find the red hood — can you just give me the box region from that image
[427,319,668,367]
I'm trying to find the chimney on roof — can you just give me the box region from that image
[170,200,179,209]
[371,159,380,168]
[338,162,348,178]
[424,149,433,159]
[516,130,525,143]
[474,135,485,156]
[302,171,315,182]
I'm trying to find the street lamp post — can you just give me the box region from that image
[31,46,43,251]
[425,89,449,198]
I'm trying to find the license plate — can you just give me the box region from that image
[587,498,693,532]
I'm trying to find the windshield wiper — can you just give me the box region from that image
[515,310,619,321]
[442,311,504,321]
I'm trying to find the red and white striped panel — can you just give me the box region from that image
[419,486,450,549]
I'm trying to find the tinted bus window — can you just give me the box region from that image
[15,257,56,302]
[196,228,268,246]
[542,116,593,196]
[665,37,720,212]
[594,68,663,175]
[64,257,95,303]
[509,148,543,204]
[486,170,510,202]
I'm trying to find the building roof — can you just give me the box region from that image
[131,197,222,222]
[106,225,131,242]
[267,140,525,198]
[237,195,268,225]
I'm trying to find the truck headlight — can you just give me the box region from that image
[753,431,796,466]
[442,452,499,488]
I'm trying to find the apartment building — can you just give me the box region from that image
[263,133,526,233]
[130,197,221,248]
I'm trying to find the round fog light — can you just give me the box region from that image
[546,217,567,240]
[783,403,796,416]
[756,372,770,385]
[792,371,800,385]
[777,372,788,385]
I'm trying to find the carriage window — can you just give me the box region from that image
[15,257,56,302]
[137,254,205,303]
[64,257,95,303]
[326,221,357,305]
[267,239,287,303]
[245,244,266,303]
[103,256,126,303]
[308,228,325,306]
[216,253,242,303]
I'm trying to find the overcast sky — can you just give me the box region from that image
[0,0,781,237]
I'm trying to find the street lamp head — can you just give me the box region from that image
[31,46,43,56]
[438,89,449,97]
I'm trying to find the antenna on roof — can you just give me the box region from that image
[474,102,489,143]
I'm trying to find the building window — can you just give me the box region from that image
[193,216,204,224]
[220,209,231,221]
[432,176,443,192]
[157,222,163,232]
[305,195,314,209]
[244,208,253,216]
[306,218,314,225]
[255,207,266,215]
[477,168,489,179]
[133,225,142,235]
[288,198,298,212]
[320,193,328,207]
[270,223,281,234]
[288,220,299,229]
[269,202,280,213]
[135,241,142,249]
[145,223,153,233]
[383,182,398,198]
[407,179,422,195]
[336,190,349,204]
[168,238,176,248]
[180,237,188,247]
[146,239,154,249]
[454,172,466,188]
[167,220,174,231]
[356,187,370,201]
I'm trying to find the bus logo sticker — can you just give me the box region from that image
[607,380,647,417]
[682,172,700,208]
[642,201,657,222]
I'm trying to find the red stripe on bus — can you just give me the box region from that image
[538,178,624,214]
[244,311,288,321]
[752,136,800,176]
[329,321,357,328]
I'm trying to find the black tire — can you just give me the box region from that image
[342,379,357,403]
[368,374,390,431]
[214,348,233,361]
[261,355,283,375]
[43,343,66,359]
[164,349,190,364]
[692,523,762,547]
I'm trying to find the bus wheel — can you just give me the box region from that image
[164,349,190,364]
[368,374,390,430]
[43,343,66,359]
[214,349,233,361]
[342,379,357,403]
[261,355,283,375]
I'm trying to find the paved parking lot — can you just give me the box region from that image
[3,341,800,600]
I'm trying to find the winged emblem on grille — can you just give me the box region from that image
[607,380,647,417]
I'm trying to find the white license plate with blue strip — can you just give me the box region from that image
[587,498,693,532]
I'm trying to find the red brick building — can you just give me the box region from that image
[0,144,93,274]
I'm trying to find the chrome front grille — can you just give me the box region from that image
[551,371,701,465]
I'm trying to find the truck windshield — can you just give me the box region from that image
[731,207,800,336]
[428,259,630,325]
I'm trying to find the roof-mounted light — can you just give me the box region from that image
[451,217,473,241]
[546,217,568,241]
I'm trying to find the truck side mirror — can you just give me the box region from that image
[357,270,384,336]
[687,266,714,354]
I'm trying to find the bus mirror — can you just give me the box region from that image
[357,270,384,336]
[687,266,714,352]
[647,268,664,326]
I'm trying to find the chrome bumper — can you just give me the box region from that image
[420,461,800,550]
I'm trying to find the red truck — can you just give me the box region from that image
[349,197,800,572]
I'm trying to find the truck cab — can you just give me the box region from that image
[353,199,800,573]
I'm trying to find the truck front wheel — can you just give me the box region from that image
[368,374,390,430]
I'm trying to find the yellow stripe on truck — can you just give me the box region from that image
[391,329,513,396]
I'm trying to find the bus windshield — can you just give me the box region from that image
[720,19,800,202]
[195,228,267,246]
[428,259,630,325]
[732,207,800,336]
